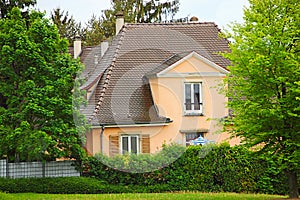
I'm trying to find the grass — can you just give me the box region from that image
[0,192,286,200]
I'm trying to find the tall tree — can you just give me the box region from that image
[51,8,82,46]
[0,0,36,18]
[101,0,179,38]
[82,15,104,46]
[223,0,300,198]
[0,8,87,162]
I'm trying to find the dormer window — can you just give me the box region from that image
[184,82,203,115]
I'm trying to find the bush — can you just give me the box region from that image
[83,143,290,195]
[0,177,179,194]
[0,143,292,194]
[0,177,105,194]
[95,143,185,173]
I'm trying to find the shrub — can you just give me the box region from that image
[0,177,105,194]
[83,143,291,195]
[0,177,179,194]
[95,143,185,173]
[0,143,292,194]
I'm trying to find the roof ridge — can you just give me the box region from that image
[88,26,127,123]
[125,22,217,26]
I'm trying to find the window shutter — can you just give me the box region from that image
[141,134,150,153]
[109,135,119,157]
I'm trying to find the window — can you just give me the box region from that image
[185,132,204,146]
[184,82,203,115]
[121,135,140,154]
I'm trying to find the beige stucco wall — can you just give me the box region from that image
[86,125,181,156]
[85,54,238,156]
[149,55,230,145]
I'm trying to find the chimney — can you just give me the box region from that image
[189,16,199,23]
[94,54,99,65]
[101,41,109,57]
[115,11,124,35]
[73,34,82,59]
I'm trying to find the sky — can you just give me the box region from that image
[35,0,249,30]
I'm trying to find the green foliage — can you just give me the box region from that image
[0,177,111,194]
[94,143,185,173]
[222,0,300,197]
[0,177,171,194]
[0,0,36,19]
[50,8,82,46]
[0,8,88,162]
[83,144,290,195]
[82,15,104,46]
[0,145,294,195]
[101,0,180,38]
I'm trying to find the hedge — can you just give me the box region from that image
[82,143,291,195]
[0,143,295,194]
[0,177,178,194]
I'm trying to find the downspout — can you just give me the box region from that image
[100,125,105,154]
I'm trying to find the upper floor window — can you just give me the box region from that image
[184,82,203,115]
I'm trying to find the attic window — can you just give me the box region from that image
[184,82,203,115]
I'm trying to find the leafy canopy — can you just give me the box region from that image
[223,0,300,197]
[0,8,87,161]
[0,0,36,18]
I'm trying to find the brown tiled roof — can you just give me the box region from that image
[80,33,124,90]
[70,45,105,90]
[80,22,230,126]
[144,51,193,78]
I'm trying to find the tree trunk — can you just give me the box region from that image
[287,170,299,199]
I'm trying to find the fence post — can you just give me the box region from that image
[42,161,45,178]
[6,157,9,178]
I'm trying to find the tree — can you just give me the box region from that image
[223,0,300,198]
[82,15,104,46]
[101,0,179,38]
[51,8,82,46]
[0,8,87,162]
[0,0,36,18]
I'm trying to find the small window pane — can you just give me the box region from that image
[122,137,128,154]
[194,84,200,110]
[131,136,138,154]
[185,84,192,110]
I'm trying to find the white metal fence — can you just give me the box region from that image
[0,159,80,178]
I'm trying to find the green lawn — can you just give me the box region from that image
[0,192,286,200]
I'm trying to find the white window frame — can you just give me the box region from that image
[184,82,203,115]
[120,135,140,155]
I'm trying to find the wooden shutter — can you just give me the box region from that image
[141,134,150,153]
[109,135,119,157]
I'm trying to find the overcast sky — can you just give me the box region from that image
[35,0,249,30]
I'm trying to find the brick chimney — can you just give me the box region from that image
[73,34,81,59]
[115,11,124,35]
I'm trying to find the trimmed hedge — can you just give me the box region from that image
[0,177,106,194]
[0,177,177,194]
